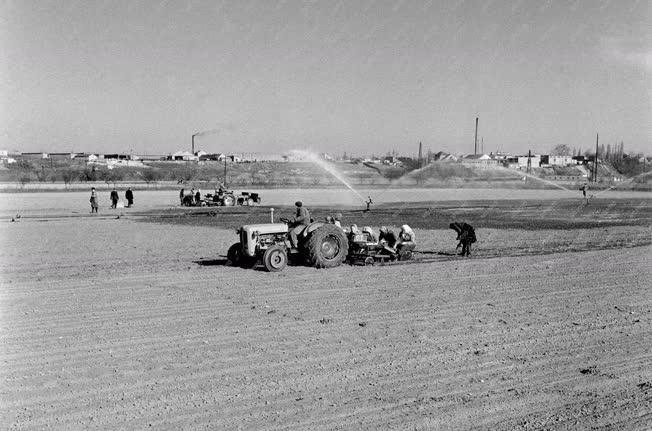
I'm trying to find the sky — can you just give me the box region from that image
[1,0,650,157]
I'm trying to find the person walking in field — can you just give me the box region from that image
[89,187,99,213]
[125,188,134,208]
[110,188,119,209]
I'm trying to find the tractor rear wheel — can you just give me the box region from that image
[306,224,348,268]
[263,245,287,272]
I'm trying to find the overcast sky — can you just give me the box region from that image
[1,0,650,156]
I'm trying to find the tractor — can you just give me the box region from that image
[226,219,349,272]
[203,190,262,206]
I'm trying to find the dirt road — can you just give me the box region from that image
[1,218,651,429]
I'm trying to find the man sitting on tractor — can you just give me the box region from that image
[289,201,311,248]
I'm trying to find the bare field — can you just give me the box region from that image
[1,201,651,429]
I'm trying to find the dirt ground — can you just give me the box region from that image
[1,200,651,429]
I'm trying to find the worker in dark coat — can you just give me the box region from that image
[289,201,310,248]
[89,187,98,213]
[449,222,476,256]
[110,188,119,209]
[125,188,134,208]
[379,226,399,250]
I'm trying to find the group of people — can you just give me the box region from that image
[179,187,202,206]
[286,201,475,256]
[90,187,134,213]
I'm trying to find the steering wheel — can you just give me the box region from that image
[279,217,290,224]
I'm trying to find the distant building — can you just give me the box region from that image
[199,153,224,161]
[133,154,165,161]
[48,152,76,161]
[541,155,573,166]
[517,155,541,168]
[462,154,498,167]
[432,151,458,162]
[20,152,49,160]
[167,151,198,161]
[103,153,132,160]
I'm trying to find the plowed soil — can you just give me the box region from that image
[1,198,651,429]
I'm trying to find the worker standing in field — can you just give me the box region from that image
[365,196,373,212]
[110,188,119,209]
[89,187,99,213]
[179,188,185,205]
[125,188,134,208]
[449,222,476,256]
[580,183,588,203]
[289,201,310,248]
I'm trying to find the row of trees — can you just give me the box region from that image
[552,142,632,161]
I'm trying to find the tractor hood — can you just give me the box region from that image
[241,223,288,235]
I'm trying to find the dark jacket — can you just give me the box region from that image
[293,207,310,226]
[379,230,399,248]
[450,222,476,244]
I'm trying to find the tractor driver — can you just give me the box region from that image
[289,201,311,248]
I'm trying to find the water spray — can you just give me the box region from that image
[289,149,367,203]
[592,171,652,197]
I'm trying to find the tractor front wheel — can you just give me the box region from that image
[263,245,287,272]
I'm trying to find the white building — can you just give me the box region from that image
[546,155,574,166]
[517,155,541,168]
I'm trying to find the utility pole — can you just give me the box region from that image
[224,156,227,188]
[593,133,599,183]
[418,142,423,168]
[526,149,532,177]
[474,117,479,155]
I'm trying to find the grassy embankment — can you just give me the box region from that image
[0,158,649,192]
